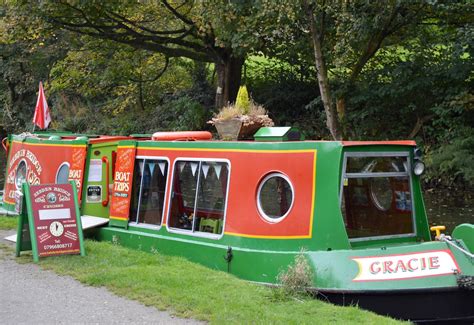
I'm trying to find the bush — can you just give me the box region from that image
[427,132,474,187]
[275,250,314,298]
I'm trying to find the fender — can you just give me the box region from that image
[152,131,212,141]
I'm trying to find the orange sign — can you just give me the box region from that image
[110,146,136,220]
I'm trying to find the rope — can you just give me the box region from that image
[442,237,474,259]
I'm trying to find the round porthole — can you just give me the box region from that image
[257,173,294,223]
[15,160,27,189]
[56,162,70,184]
[369,177,393,211]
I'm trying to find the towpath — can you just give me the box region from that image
[0,229,203,325]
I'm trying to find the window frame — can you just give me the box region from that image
[15,159,28,190]
[128,156,170,230]
[256,172,295,224]
[339,151,417,242]
[55,162,70,184]
[166,157,231,240]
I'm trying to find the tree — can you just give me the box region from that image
[0,4,69,132]
[31,1,249,108]
[300,0,431,139]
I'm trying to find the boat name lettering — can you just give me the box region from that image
[369,256,440,274]
[33,187,53,197]
[9,149,43,175]
[352,250,459,282]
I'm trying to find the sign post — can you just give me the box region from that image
[16,181,85,262]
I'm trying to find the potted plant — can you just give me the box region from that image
[208,86,274,140]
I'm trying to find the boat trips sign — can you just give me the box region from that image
[351,250,460,282]
[16,182,85,262]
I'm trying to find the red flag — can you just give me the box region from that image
[33,81,52,129]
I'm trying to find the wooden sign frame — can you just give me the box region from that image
[16,181,86,262]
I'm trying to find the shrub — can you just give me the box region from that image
[276,250,314,298]
[235,85,251,114]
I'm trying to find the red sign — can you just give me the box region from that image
[4,140,87,205]
[110,146,136,221]
[29,184,81,257]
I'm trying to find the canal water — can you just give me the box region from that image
[0,153,472,233]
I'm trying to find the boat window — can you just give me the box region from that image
[56,163,70,184]
[341,154,415,240]
[15,160,27,189]
[257,173,294,223]
[129,158,168,227]
[168,160,229,236]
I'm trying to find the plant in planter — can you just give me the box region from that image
[208,86,274,140]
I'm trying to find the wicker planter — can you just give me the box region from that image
[214,118,242,141]
[211,115,274,141]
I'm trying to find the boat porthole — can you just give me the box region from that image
[257,173,294,223]
[56,162,70,184]
[15,160,27,190]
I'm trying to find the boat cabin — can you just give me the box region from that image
[1,132,432,249]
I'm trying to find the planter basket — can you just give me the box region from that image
[214,118,269,141]
[214,118,242,141]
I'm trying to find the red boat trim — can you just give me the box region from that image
[342,140,416,146]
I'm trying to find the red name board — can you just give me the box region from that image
[16,182,85,261]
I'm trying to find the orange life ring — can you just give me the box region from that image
[152,131,212,141]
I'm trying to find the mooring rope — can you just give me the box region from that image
[441,237,474,259]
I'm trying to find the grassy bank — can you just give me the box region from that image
[0,214,17,230]
[0,215,402,324]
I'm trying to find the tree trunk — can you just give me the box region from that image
[215,56,244,109]
[304,0,342,140]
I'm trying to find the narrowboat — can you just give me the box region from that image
[2,129,473,322]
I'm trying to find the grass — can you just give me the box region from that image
[0,214,18,230]
[0,215,403,323]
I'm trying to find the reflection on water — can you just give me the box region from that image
[0,153,473,232]
[424,189,474,234]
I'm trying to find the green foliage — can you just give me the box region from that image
[235,85,250,114]
[0,215,18,230]
[428,133,474,186]
[156,96,208,132]
[246,56,327,138]
[0,5,69,133]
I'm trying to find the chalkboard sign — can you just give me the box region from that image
[16,182,85,262]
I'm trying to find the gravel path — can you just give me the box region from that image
[0,230,203,325]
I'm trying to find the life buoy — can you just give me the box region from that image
[152,131,212,141]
